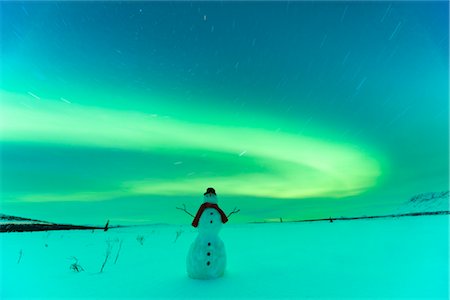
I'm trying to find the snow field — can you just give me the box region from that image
[1,215,448,299]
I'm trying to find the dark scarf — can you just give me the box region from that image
[192,202,228,228]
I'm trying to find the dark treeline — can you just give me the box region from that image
[251,210,450,224]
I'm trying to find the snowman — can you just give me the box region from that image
[185,187,236,280]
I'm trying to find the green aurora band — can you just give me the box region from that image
[1,90,382,202]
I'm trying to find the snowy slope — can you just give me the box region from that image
[397,191,449,214]
[0,214,105,232]
[1,215,448,299]
[0,214,51,225]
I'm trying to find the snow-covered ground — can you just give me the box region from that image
[1,215,448,299]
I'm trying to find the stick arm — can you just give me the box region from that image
[227,207,241,218]
[176,204,195,218]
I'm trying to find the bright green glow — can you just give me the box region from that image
[1,90,381,201]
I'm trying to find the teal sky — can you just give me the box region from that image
[1,1,448,225]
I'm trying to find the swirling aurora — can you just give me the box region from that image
[1,90,382,201]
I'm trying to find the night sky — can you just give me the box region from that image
[1,1,448,225]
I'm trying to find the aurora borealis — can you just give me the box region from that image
[1,2,448,225]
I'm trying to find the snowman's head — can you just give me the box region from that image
[203,193,218,204]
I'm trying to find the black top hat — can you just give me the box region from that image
[204,187,216,195]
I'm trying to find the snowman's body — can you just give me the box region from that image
[187,195,227,279]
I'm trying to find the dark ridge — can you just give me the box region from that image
[0,214,111,233]
[0,214,52,224]
[0,223,103,233]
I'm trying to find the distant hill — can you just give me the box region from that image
[0,214,105,233]
[252,191,449,224]
[398,191,449,214]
